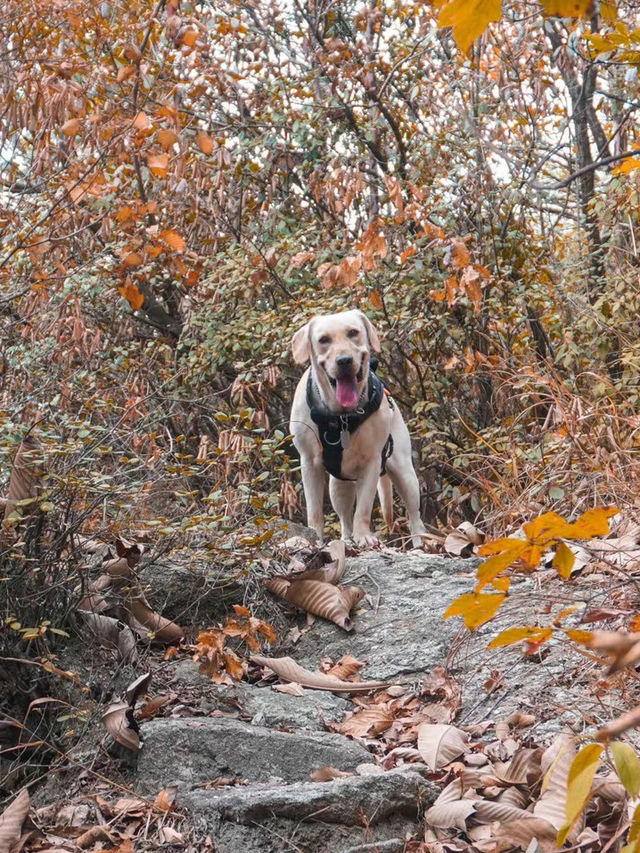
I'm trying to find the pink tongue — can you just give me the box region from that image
[336,378,359,409]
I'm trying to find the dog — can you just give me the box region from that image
[289,309,427,548]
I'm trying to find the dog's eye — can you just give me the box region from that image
[347,329,360,339]
[318,335,331,345]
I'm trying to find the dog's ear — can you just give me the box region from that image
[358,311,381,353]
[291,321,313,364]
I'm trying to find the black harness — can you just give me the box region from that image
[307,366,394,481]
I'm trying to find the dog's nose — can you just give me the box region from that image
[336,355,354,368]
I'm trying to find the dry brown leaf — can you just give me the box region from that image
[113,797,146,815]
[324,654,365,681]
[3,435,44,527]
[79,612,137,662]
[533,733,575,830]
[506,711,536,728]
[444,522,484,556]
[310,766,353,782]
[492,816,557,851]
[101,701,141,751]
[76,825,114,848]
[252,655,388,693]
[425,778,476,830]
[272,682,305,696]
[125,672,151,707]
[154,785,177,811]
[493,748,541,785]
[122,588,184,643]
[0,788,29,853]
[337,706,394,739]
[266,577,364,631]
[159,826,184,844]
[417,723,469,771]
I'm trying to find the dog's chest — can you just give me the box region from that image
[338,414,387,477]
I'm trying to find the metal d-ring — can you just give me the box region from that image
[323,431,342,446]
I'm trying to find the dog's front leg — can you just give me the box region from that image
[329,477,356,540]
[352,461,381,547]
[300,456,326,542]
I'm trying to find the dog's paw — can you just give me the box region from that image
[352,531,380,549]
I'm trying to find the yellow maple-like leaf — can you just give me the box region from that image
[563,506,618,539]
[443,592,506,629]
[541,0,594,17]
[438,0,502,53]
[613,155,640,176]
[488,625,552,649]
[523,510,568,544]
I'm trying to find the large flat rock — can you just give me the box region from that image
[135,717,371,794]
[293,551,475,681]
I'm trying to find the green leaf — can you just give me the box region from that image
[610,741,640,797]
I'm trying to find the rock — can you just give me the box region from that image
[293,550,476,682]
[182,766,436,825]
[168,662,350,730]
[135,717,371,794]
[137,555,243,623]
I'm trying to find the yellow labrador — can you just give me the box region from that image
[290,309,427,548]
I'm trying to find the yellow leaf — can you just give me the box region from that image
[157,128,180,150]
[147,153,169,177]
[196,130,214,154]
[488,625,552,649]
[553,542,575,578]
[601,0,617,23]
[490,576,510,592]
[523,511,568,544]
[541,0,594,16]
[610,741,640,798]
[61,118,81,136]
[160,229,187,252]
[563,507,618,539]
[622,803,640,853]
[613,155,640,176]
[565,628,593,645]
[443,592,506,629]
[557,743,603,845]
[437,0,502,53]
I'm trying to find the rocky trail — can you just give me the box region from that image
[28,530,636,853]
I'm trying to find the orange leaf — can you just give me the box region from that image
[370,290,383,310]
[438,0,502,53]
[118,282,144,311]
[157,128,180,150]
[134,111,151,130]
[160,229,186,252]
[523,511,568,545]
[443,592,506,629]
[181,28,198,47]
[61,118,81,136]
[541,0,595,17]
[123,252,143,267]
[488,626,552,649]
[195,130,214,154]
[565,629,593,645]
[562,507,618,540]
[450,239,470,269]
[147,153,169,178]
[117,65,135,83]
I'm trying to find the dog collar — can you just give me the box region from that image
[306,368,393,481]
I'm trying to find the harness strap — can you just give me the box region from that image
[307,366,394,480]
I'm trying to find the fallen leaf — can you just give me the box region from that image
[0,788,29,853]
[425,778,476,830]
[101,701,141,751]
[417,723,469,771]
[534,733,576,829]
[79,612,137,663]
[251,655,388,693]
[444,522,484,556]
[310,766,353,782]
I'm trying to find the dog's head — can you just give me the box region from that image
[291,309,381,412]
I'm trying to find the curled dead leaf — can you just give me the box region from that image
[417,723,469,771]
[252,655,388,693]
[125,672,151,707]
[101,701,141,751]
[310,766,353,782]
[265,577,364,631]
[444,522,484,556]
[79,612,137,663]
[122,587,183,643]
[0,787,30,853]
[425,778,476,830]
[3,434,45,528]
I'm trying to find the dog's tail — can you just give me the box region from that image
[378,474,393,530]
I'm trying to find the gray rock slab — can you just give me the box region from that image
[167,661,350,729]
[293,551,476,681]
[135,717,371,794]
[182,766,436,825]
